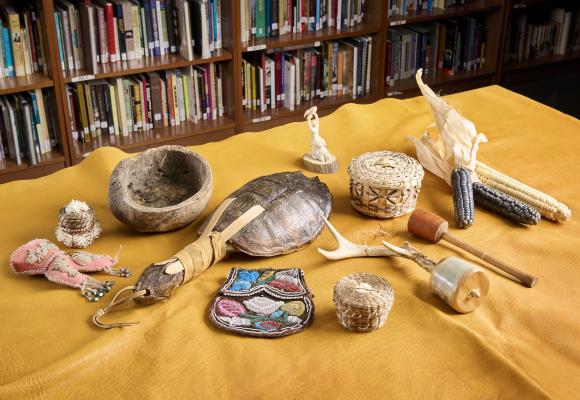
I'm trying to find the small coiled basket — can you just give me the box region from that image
[348,151,424,218]
[333,273,395,332]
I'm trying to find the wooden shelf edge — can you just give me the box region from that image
[385,68,496,97]
[63,49,233,83]
[388,0,501,26]
[242,24,380,52]
[72,116,236,159]
[0,150,66,177]
[241,95,377,128]
[503,51,580,73]
[0,74,54,96]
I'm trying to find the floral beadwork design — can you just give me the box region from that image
[214,296,307,332]
[227,268,305,295]
[25,239,58,264]
[210,268,314,338]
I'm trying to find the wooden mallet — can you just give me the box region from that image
[407,209,538,288]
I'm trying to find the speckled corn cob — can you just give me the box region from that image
[473,182,541,225]
[451,167,474,228]
[475,162,571,222]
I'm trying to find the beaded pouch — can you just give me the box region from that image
[209,268,314,338]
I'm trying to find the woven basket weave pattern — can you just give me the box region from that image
[59,208,95,234]
[348,151,424,218]
[333,273,394,332]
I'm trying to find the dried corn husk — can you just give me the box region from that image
[408,69,571,222]
[408,69,488,185]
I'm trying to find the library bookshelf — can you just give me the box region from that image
[0,0,577,183]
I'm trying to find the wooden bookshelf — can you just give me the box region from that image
[0,0,577,182]
[0,73,54,96]
[72,116,236,160]
[63,50,234,83]
[0,150,66,183]
[386,68,496,98]
[503,50,580,72]
[241,23,382,51]
[241,95,378,130]
[388,0,501,26]
[499,0,580,85]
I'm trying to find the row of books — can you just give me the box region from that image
[0,90,58,166]
[387,0,477,18]
[242,36,372,112]
[241,0,366,42]
[0,6,47,78]
[385,18,488,85]
[66,63,225,142]
[505,8,580,63]
[55,0,222,75]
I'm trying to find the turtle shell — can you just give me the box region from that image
[200,172,332,257]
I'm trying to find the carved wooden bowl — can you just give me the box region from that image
[109,145,213,232]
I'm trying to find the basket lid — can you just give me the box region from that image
[348,151,424,190]
[333,273,394,312]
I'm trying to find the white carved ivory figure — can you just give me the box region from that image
[302,106,339,173]
[305,107,332,162]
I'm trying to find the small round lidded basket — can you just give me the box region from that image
[348,151,424,218]
[333,273,395,332]
[55,200,102,248]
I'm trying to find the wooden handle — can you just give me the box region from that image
[442,232,538,288]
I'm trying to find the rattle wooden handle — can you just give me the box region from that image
[442,232,538,288]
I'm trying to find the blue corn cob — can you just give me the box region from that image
[451,167,474,228]
[473,182,541,225]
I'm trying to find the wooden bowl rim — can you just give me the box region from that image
[114,146,213,214]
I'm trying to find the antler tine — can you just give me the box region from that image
[382,240,438,272]
[318,217,396,260]
[382,240,413,257]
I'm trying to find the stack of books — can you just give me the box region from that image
[241,0,366,42]
[0,90,58,166]
[242,35,372,112]
[66,63,225,142]
[505,8,580,63]
[0,5,47,78]
[388,0,477,17]
[385,18,488,85]
[54,0,222,74]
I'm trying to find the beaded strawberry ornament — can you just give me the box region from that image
[209,268,314,338]
[10,239,131,301]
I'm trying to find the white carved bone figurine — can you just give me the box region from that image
[302,107,339,174]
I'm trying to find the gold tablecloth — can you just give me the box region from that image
[1,86,579,399]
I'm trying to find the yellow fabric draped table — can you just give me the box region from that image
[1,86,579,399]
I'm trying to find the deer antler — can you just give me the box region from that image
[318,217,397,260]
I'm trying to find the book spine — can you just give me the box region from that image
[142,0,153,56]
[215,0,222,49]
[7,10,25,76]
[122,2,135,60]
[108,83,119,135]
[150,0,160,56]
[159,0,169,54]
[24,12,38,72]
[256,0,265,37]
[97,7,109,63]
[115,3,126,60]
[132,5,143,59]
[2,27,14,77]
[105,3,117,62]
[165,0,176,53]
[54,12,66,71]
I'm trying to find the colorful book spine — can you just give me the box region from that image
[2,26,14,77]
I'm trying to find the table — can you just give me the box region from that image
[1,86,578,399]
